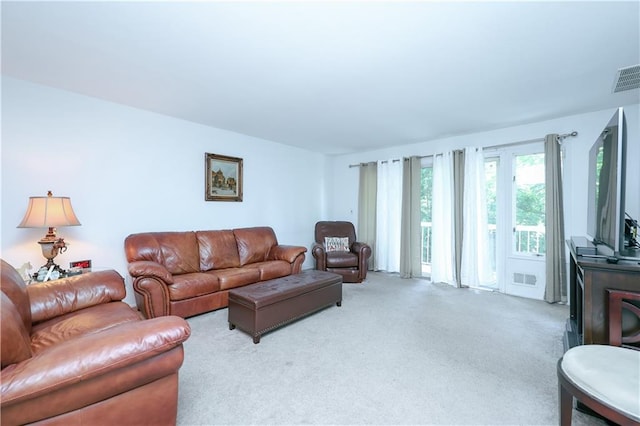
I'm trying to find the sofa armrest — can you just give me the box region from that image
[27,270,126,324]
[268,245,307,264]
[0,316,190,407]
[128,261,174,318]
[128,260,174,284]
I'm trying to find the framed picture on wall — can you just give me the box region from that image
[205,153,243,202]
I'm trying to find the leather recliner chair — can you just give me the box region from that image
[312,221,372,283]
[0,259,191,426]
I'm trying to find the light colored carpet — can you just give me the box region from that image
[177,272,606,425]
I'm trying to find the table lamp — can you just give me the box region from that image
[17,191,81,276]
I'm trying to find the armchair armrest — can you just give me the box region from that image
[351,241,372,258]
[27,270,126,324]
[312,243,327,270]
[127,260,174,284]
[268,245,307,263]
[0,316,191,407]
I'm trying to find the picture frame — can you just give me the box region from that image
[205,153,243,202]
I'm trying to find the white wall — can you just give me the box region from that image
[2,75,638,306]
[325,104,640,250]
[1,77,326,305]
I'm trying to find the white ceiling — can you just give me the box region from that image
[2,1,639,155]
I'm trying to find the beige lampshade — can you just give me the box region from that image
[17,192,81,229]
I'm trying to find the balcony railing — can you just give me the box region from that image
[421,222,545,269]
[514,225,546,255]
[421,222,433,267]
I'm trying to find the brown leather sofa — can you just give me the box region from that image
[0,259,191,426]
[125,226,307,319]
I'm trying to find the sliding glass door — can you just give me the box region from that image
[420,158,433,277]
[484,157,499,288]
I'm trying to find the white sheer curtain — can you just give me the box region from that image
[430,152,455,285]
[375,159,402,272]
[460,147,492,288]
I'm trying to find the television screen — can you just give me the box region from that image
[586,108,626,256]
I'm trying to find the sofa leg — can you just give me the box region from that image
[229,322,236,330]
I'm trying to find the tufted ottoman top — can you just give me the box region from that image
[229,270,341,309]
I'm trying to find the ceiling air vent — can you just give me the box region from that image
[612,65,640,93]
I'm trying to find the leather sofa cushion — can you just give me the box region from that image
[244,260,291,281]
[27,270,126,324]
[210,268,261,291]
[1,260,32,333]
[234,227,277,266]
[125,232,200,275]
[168,272,221,301]
[30,302,142,354]
[1,293,32,368]
[196,230,241,271]
[326,251,359,268]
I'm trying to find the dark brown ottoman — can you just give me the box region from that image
[228,270,342,343]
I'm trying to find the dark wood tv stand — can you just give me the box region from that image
[565,245,640,351]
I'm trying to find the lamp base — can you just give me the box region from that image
[35,238,69,281]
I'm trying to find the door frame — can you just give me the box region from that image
[491,142,547,299]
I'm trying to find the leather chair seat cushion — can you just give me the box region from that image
[244,260,291,281]
[29,302,142,355]
[168,272,222,301]
[326,251,359,268]
[561,344,640,421]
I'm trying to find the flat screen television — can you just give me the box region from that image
[586,107,637,259]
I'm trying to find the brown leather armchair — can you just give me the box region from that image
[312,221,372,283]
[0,259,191,426]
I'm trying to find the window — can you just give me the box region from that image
[513,152,546,256]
